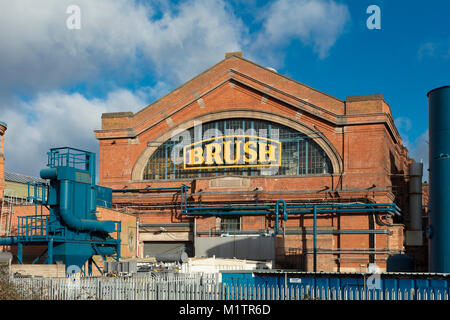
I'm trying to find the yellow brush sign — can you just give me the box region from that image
[183,135,281,169]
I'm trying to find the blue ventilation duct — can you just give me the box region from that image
[0,147,121,274]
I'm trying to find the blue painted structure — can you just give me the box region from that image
[97,185,113,209]
[220,270,450,299]
[428,85,450,273]
[0,147,121,274]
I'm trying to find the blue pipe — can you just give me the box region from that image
[288,208,399,215]
[40,168,57,179]
[0,237,19,245]
[112,187,190,192]
[186,205,274,211]
[60,180,115,233]
[183,203,400,214]
[48,238,53,264]
[313,205,317,272]
[287,203,399,208]
[184,211,273,215]
[18,243,23,264]
[184,208,398,216]
[274,200,287,236]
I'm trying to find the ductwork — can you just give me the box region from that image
[0,236,18,245]
[60,180,115,234]
[406,162,423,246]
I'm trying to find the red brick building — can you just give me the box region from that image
[95,52,414,272]
[0,122,7,198]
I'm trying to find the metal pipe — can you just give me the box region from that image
[184,208,398,216]
[136,220,139,258]
[195,229,391,235]
[0,236,19,245]
[112,187,190,192]
[303,249,403,255]
[184,211,273,215]
[185,203,399,210]
[313,205,317,272]
[18,242,23,264]
[48,238,53,264]
[275,199,287,236]
[186,205,274,210]
[408,162,423,231]
[59,180,115,233]
[139,223,192,228]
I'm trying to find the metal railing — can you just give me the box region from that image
[8,274,450,301]
[47,147,92,171]
[17,215,50,238]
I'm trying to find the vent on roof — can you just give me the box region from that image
[266,67,277,73]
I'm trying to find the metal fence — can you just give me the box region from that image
[8,273,450,301]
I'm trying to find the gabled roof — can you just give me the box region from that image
[95,53,402,145]
[5,172,47,184]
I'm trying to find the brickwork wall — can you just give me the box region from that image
[95,54,413,272]
[0,124,6,199]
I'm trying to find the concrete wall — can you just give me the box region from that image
[11,264,66,278]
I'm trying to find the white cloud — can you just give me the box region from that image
[401,129,429,182]
[142,0,246,82]
[2,89,148,177]
[418,40,450,60]
[252,0,350,62]
[0,0,245,95]
[0,0,247,176]
[395,117,428,181]
[395,117,412,133]
[0,0,352,178]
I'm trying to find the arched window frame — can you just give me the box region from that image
[142,118,333,180]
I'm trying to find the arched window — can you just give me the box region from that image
[143,118,332,180]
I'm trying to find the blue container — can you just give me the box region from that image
[220,270,450,298]
[428,85,450,273]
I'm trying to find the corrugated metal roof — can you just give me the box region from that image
[5,172,47,184]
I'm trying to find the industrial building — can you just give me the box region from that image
[94,52,428,273]
[0,120,136,274]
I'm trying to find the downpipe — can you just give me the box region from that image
[274,199,287,236]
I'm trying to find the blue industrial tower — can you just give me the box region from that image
[428,86,450,273]
[0,147,121,275]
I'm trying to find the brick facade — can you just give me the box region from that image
[95,53,413,272]
[0,122,6,198]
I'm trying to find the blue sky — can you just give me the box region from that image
[0,0,448,180]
